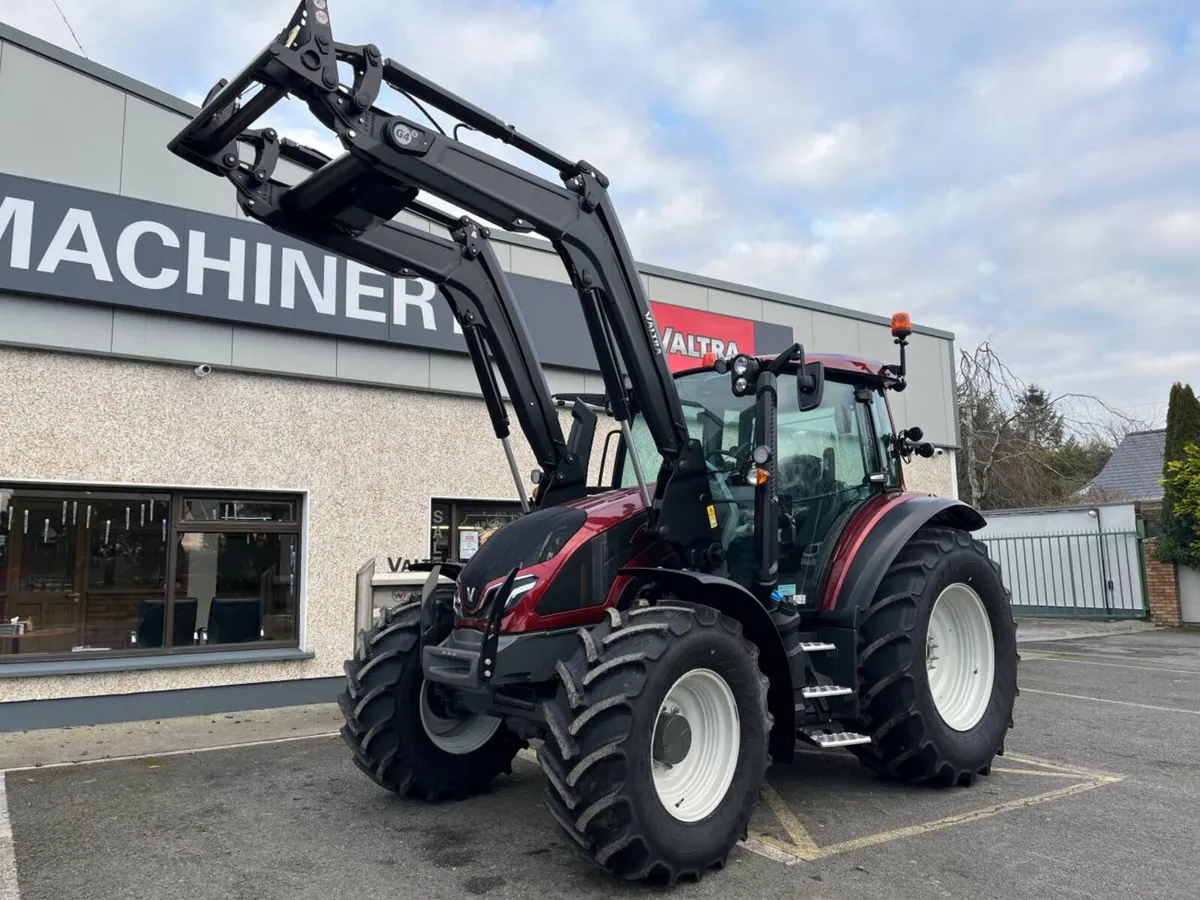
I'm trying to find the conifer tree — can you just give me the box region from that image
[1157,381,1200,566]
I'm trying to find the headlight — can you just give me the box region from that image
[455,573,540,617]
[503,574,539,609]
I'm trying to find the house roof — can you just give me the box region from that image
[1081,429,1167,501]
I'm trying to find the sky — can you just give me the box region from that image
[2,0,1193,429]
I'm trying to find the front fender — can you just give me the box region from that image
[822,493,987,615]
[616,566,798,762]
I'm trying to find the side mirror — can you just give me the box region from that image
[797,361,824,412]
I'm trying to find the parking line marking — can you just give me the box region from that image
[747,754,1122,863]
[760,783,821,860]
[1021,652,1200,676]
[0,774,19,900]
[1001,752,1122,780]
[810,776,1119,859]
[0,731,342,775]
[1021,688,1200,716]
[752,831,817,862]
[740,835,804,865]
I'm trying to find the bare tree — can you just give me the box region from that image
[956,342,1151,510]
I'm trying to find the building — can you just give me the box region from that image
[1079,428,1166,530]
[0,21,961,730]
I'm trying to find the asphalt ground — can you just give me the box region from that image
[3,625,1198,900]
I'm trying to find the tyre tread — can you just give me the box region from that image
[335,603,522,802]
[850,525,1019,786]
[536,601,772,886]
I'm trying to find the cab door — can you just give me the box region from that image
[772,380,882,607]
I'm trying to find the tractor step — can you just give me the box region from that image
[798,726,873,749]
[801,684,853,699]
[798,641,836,652]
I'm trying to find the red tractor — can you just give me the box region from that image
[170,1,1018,885]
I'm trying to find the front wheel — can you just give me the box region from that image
[536,603,772,885]
[338,602,524,801]
[851,526,1019,786]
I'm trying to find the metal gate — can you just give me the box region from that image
[977,529,1148,619]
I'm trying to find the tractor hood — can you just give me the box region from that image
[452,486,660,631]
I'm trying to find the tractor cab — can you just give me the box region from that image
[613,353,904,608]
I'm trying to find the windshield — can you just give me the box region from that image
[618,368,892,603]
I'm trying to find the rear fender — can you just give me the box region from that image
[822,494,987,616]
[617,566,797,763]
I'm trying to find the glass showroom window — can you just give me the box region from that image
[0,484,303,663]
[428,499,524,563]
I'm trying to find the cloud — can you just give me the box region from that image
[3,0,1192,428]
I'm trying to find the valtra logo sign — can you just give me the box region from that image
[649,302,758,373]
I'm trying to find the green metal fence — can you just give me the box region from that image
[977,529,1148,619]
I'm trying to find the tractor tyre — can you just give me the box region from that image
[536,603,772,885]
[338,601,524,801]
[850,526,1018,787]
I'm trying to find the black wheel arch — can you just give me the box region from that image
[616,566,796,762]
[828,495,988,616]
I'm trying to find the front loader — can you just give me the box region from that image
[169,0,1019,885]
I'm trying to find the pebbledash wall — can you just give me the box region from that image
[0,22,960,728]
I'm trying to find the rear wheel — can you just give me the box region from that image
[536,603,772,885]
[850,526,1018,786]
[338,602,524,800]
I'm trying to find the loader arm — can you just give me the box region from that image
[168,0,717,568]
[183,124,590,510]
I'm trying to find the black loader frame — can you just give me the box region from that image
[168,0,714,562]
[168,0,1018,886]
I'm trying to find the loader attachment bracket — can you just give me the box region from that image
[479,567,520,683]
[419,564,452,649]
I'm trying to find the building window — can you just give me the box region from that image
[0,484,302,664]
[428,498,523,563]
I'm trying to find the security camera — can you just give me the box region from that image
[193,364,212,377]
[934,447,944,456]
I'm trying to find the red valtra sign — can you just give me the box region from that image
[649,302,758,373]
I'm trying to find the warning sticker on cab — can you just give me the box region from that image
[706,504,718,528]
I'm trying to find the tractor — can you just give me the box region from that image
[168,0,1018,885]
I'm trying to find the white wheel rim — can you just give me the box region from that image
[651,668,740,823]
[419,681,503,754]
[926,583,995,731]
